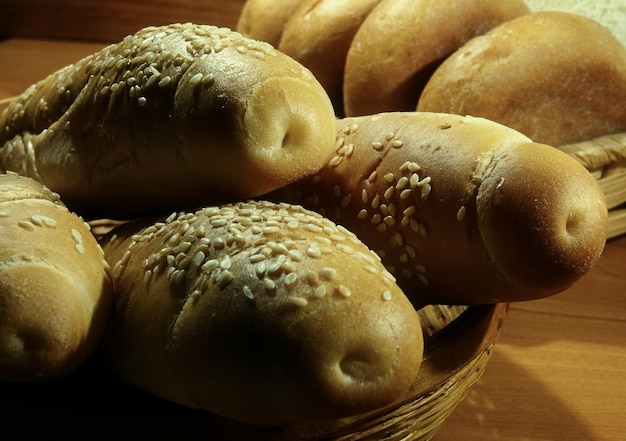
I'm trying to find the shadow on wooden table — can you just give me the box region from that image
[434,349,596,441]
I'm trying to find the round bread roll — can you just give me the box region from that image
[417,11,626,146]
[270,112,608,306]
[0,172,112,382]
[101,200,424,426]
[278,0,383,114]
[343,0,530,116]
[0,23,337,219]
[236,0,306,48]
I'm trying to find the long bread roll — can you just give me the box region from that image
[0,23,336,219]
[236,0,305,48]
[417,11,626,146]
[277,0,383,114]
[101,200,424,426]
[0,172,112,382]
[270,112,608,306]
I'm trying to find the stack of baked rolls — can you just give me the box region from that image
[238,0,626,238]
[0,19,609,428]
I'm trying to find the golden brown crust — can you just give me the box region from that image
[278,0,383,114]
[0,172,112,382]
[343,0,530,116]
[0,23,336,219]
[417,11,626,146]
[102,200,423,426]
[236,0,306,48]
[270,112,608,306]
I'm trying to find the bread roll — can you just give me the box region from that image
[270,112,608,306]
[0,172,112,382]
[343,0,530,116]
[236,0,306,48]
[417,11,626,146]
[101,200,424,426]
[0,23,337,219]
[278,0,383,114]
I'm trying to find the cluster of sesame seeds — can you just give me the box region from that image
[88,23,274,110]
[285,121,443,288]
[110,201,397,308]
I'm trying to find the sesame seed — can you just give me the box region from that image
[340,194,352,207]
[371,213,382,224]
[403,205,417,217]
[284,272,298,286]
[421,183,432,199]
[371,193,380,209]
[306,270,320,286]
[496,177,505,189]
[382,290,392,301]
[337,285,352,298]
[313,285,327,298]
[383,173,395,183]
[385,132,394,141]
[372,141,384,151]
[400,189,412,199]
[263,278,276,291]
[217,270,233,288]
[189,72,203,86]
[394,232,405,246]
[17,220,34,230]
[201,259,219,272]
[383,215,396,226]
[172,241,192,253]
[320,267,337,280]
[193,251,206,267]
[406,245,416,258]
[392,140,403,148]
[457,206,466,221]
[289,296,308,307]
[242,285,255,300]
[384,186,395,200]
[396,176,409,190]
[367,170,378,183]
[306,223,323,233]
[158,76,172,87]
[75,243,85,254]
[329,155,343,167]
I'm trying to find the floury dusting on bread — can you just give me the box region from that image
[0,23,336,218]
[102,200,424,426]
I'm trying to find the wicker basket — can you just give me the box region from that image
[557,133,626,239]
[0,303,507,440]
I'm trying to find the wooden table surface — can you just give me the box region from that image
[1,37,625,441]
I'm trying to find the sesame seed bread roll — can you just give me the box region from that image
[270,112,608,306]
[278,0,383,114]
[101,200,424,426]
[0,172,112,382]
[417,11,626,146]
[236,0,306,47]
[343,0,530,116]
[0,23,336,219]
